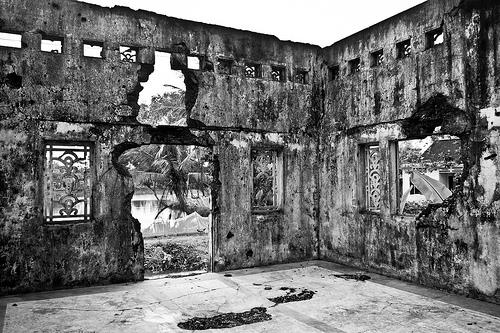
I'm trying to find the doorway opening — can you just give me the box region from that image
[119,144,213,278]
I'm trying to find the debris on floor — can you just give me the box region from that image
[177,307,272,330]
[334,273,371,281]
[268,287,316,304]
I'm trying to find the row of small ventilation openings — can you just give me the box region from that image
[328,26,444,81]
[0,32,309,84]
[0,32,200,67]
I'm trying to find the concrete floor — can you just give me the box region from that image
[1,261,499,332]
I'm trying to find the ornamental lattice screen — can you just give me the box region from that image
[365,145,381,211]
[44,143,92,223]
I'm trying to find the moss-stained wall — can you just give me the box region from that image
[0,0,319,294]
[319,0,500,304]
[0,0,499,304]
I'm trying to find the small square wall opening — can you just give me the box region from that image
[294,69,308,84]
[328,65,340,81]
[396,39,411,59]
[187,56,200,70]
[83,41,103,58]
[426,27,444,49]
[370,49,384,67]
[120,46,137,62]
[349,58,361,74]
[41,37,63,53]
[0,32,22,48]
[271,65,286,82]
[217,58,233,74]
[245,62,262,78]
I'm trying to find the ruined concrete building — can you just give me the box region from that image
[0,0,499,305]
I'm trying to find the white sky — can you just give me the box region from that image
[77,0,426,47]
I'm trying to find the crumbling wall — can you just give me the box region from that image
[319,0,500,304]
[1,0,498,303]
[0,0,319,293]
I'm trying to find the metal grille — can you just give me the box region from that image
[252,150,278,208]
[245,64,259,78]
[44,143,92,223]
[271,67,284,82]
[120,46,137,62]
[366,145,381,211]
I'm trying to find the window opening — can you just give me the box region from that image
[252,148,282,211]
[244,63,261,78]
[271,66,285,82]
[294,69,308,84]
[328,65,340,81]
[138,51,186,126]
[217,58,233,75]
[44,143,92,223]
[426,27,443,49]
[0,32,22,48]
[187,56,200,70]
[83,41,103,58]
[396,39,411,59]
[349,58,361,74]
[120,46,137,62]
[41,37,62,53]
[398,136,461,215]
[370,49,384,67]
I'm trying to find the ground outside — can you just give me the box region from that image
[1,261,499,333]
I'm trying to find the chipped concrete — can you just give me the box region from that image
[1,262,499,332]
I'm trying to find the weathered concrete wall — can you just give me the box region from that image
[0,0,319,294]
[1,0,499,304]
[213,132,318,270]
[319,0,500,304]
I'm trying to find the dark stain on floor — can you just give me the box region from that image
[177,307,272,330]
[334,273,371,281]
[268,287,316,304]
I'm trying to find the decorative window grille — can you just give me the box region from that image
[271,66,285,82]
[44,143,92,223]
[252,149,281,210]
[396,39,411,59]
[217,58,233,74]
[120,46,137,62]
[245,63,261,78]
[365,145,381,211]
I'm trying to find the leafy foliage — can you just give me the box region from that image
[121,144,212,218]
[138,88,186,126]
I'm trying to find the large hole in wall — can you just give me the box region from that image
[398,134,462,215]
[119,144,213,277]
[138,51,187,126]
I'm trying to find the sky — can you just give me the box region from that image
[77,0,426,47]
